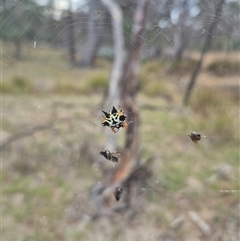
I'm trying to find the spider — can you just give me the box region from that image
[114,187,123,201]
[102,106,128,133]
[188,132,201,143]
[100,149,120,163]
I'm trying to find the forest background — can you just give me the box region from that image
[1,0,240,240]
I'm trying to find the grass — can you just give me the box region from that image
[2,41,239,240]
[4,94,238,239]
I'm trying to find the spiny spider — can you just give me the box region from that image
[100,149,120,163]
[101,106,128,133]
[114,187,123,201]
[188,132,201,143]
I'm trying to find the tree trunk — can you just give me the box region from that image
[13,38,22,60]
[92,0,149,216]
[183,0,225,106]
[173,26,184,60]
[100,0,125,151]
[111,0,149,184]
[67,0,76,66]
[172,0,188,60]
[80,0,105,67]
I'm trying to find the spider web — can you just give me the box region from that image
[1,0,239,240]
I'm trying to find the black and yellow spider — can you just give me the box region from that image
[102,106,128,133]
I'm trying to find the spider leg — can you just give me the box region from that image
[122,121,128,129]
[111,127,117,133]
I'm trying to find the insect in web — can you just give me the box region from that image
[114,187,123,201]
[101,106,128,133]
[100,149,120,163]
[188,132,201,144]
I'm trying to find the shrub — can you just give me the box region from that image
[167,58,198,75]
[190,87,237,143]
[139,77,175,101]
[1,76,32,94]
[207,61,239,76]
[12,76,31,91]
[87,72,108,93]
[190,88,222,116]
[143,82,170,97]
[1,81,12,93]
[54,81,83,94]
[142,59,165,73]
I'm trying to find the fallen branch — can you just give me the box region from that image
[170,215,185,230]
[1,117,71,151]
[188,211,211,236]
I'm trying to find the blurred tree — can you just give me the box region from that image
[115,0,150,188]
[171,0,189,60]
[219,0,239,52]
[92,0,150,216]
[183,0,225,106]
[1,0,45,59]
[67,0,76,66]
[159,0,200,60]
[141,0,237,60]
[80,0,106,67]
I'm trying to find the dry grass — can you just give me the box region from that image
[2,41,239,240]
